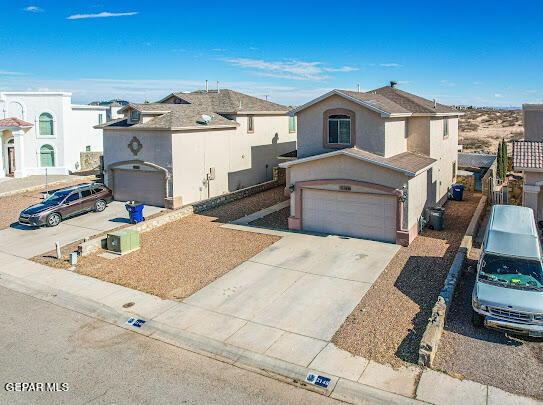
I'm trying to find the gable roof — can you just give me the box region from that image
[279,147,436,177]
[458,152,497,169]
[292,87,461,117]
[161,89,289,114]
[512,140,543,170]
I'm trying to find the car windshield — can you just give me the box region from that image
[479,253,543,290]
[43,190,71,205]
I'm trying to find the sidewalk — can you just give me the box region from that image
[0,252,540,405]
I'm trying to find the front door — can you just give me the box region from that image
[7,147,15,175]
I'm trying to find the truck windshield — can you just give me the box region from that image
[479,254,543,290]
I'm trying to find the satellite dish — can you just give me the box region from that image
[198,114,212,125]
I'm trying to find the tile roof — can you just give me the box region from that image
[512,141,543,170]
[282,147,436,176]
[0,117,33,128]
[458,152,497,169]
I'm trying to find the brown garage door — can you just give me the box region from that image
[112,169,165,207]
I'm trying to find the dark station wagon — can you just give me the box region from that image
[19,183,113,227]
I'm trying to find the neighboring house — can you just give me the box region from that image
[89,100,128,121]
[0,92,109,178]
[280,84,461,246]
[457,152,497,192]
[98,89,297,208]
[512,104,543,220]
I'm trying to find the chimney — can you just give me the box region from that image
[390,80,397,88]
[205,80,208,93]
[217,81,220,93]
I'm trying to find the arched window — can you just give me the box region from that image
[40,144,55,167]
[328,114,351,145]
[39,113,54,136]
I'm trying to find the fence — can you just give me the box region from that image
[488,177,508,205]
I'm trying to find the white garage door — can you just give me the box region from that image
[302,189,397,243]
[112,169,165,207]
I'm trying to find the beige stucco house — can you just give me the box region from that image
[280,85,461,245]
[98,89,296,208]
[513,104,543,220]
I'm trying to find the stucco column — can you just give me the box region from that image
[13,129,26,178]
[0,136,5,178]
[523,184,540,220]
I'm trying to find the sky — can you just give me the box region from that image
[1,1,542,107]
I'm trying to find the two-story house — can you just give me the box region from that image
[98,88,297,208]
[280,84,461,245]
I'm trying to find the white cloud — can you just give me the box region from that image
[24,6,43,13]
[494,93,504,98]
[211,48,227,52]
[0,70,26,76]
[440,79,456,87]
[67,11,138,20]
[223,58,358,81]
[379,63,402,68]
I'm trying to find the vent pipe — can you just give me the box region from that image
[433,99,437,108]
[205,80,208,93]
[390,80,397,88]
[217,81,220,93]
[357,84,360,92]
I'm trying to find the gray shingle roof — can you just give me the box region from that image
[513,141,543,170]
[369,86,458,114]
[458,152,497,169]
[338,90,412,114]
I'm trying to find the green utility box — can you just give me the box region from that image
[106,230,140,254]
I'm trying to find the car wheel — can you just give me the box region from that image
[46,212,62,227]
[94,199,107,212]
[471,310,484,327]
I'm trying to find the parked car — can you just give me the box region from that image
[472,205,543,337]
[19,183,113,227]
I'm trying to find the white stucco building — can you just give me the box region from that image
[0,92,109,178]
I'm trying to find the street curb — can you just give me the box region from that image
[0,175,95,198]
[0,270,424,405]
[418,195,488,367]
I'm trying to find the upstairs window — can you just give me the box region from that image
[289,113,296,133]
[130,110,140,123]
[98,114,103,125]
[39,113,54,136]
[247,115,254,133]
[328,115,351,145]
[443,118,449,139]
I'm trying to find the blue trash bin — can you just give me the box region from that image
[125,201,145,224]
[451,184,465,201]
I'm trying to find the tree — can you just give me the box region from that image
[502,139,509,176]
[496,140,504,180]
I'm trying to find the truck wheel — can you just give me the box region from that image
[94,199,107,212]
[471,310,484,327]
[46,212,62,227]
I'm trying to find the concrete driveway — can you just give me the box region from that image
[156,232,399,367]
[0,202,163,258]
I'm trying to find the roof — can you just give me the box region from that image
[101,89,287,131]
[279,147,436,176]
[458,152,497,169]
[485,205,541,259]
[0,117,33,128]
[164,89,289,113]
[293,86,461,117]
[512,141,543,170]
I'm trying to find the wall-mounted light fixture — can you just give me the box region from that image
[288,184,295,193]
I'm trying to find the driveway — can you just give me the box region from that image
[156,232,399,366]
[0,202,163,259]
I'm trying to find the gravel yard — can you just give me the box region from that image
[332,192,481,367]
[60,187,285,299]
[249,206,289,229]
[434,258,543,400]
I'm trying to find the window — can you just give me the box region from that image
[247,115,254,133]
[443,118,449,138]
[39,144,55,167]
[86,145,91,152]
[65,192,80,203]
[289,113,296,133]
[81,189,92,198]
[328,115,351,144]
[98,114,103,125]
[130,110,140,123]
[39,113,54,136]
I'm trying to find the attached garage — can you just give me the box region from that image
[302,189,397,243]
[112,169,166,207]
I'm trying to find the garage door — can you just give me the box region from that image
[112,169,165,207]
[302,189,397,243]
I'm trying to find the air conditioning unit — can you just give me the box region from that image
[106,230,140,254]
